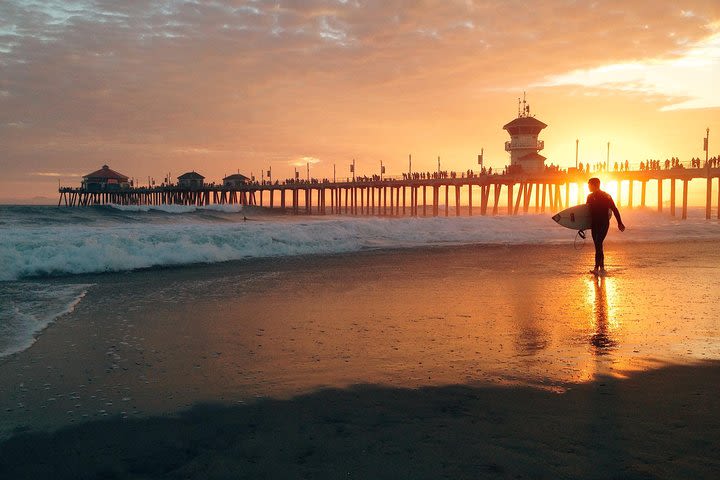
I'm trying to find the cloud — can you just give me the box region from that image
[289,156,321,167]
[31,171,81,177]
[172,147,231,155]
[533,30,720,111]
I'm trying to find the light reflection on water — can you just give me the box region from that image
[105,242,718,399]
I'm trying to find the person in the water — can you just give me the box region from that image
[587,177,625,275]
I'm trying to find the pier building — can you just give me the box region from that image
[223,174,250,188]
[503,94,547,174]
[81,165,130,191]
[178,171,205,190]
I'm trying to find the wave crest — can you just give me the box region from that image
[1,211,718,281]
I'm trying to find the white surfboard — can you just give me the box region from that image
[552,204,610,231]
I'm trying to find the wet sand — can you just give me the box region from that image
[1,362,718,479]
[0,241,719,478]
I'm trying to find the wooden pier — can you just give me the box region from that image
[59,167,720,220]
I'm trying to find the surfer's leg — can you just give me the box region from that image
[591,228,600,269]
[592,223,610,269]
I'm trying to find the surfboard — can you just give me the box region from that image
[552,204,610,231]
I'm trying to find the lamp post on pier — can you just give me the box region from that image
[705,128,710,166]
[575,139,579,169]
[606,142,610,172]
[705,128,711,219]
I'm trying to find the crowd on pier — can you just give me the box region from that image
[690,156,719,168]
[641,159,675,170]
[402,168,497,180]
[222,155,720,189]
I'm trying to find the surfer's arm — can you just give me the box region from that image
[610,198,625,231]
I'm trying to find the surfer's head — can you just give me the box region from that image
[588,177,601,192]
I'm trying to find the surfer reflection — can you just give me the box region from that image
[590,275,617,355]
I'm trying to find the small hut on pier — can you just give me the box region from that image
[178,171,205,190]
[82,165,130,191]
[223,173,249,188]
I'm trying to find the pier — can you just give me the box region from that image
[59,165,720,220]
[59,99,720,220]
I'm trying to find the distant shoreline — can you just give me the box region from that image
[0,197,56,206]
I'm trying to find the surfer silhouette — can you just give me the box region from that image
[586,178,625,275]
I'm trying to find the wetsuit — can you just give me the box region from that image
[586,190,621,269]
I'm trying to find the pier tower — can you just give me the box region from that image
[503,94,547,173]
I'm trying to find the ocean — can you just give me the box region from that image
[1,204,719,359]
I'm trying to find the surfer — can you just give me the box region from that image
[587,178,625,275]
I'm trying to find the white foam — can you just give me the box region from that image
[108,203,244,214]
[0,283,91,357]
[0,209,718,281]
[200,204,247,213]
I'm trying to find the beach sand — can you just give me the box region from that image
[0,240,718,478]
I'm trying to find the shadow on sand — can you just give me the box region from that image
[1,362,718,480]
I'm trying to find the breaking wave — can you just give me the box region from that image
[1,206,718,281]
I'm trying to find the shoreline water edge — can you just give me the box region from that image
[1,204,719,360]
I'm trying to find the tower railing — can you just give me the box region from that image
[505,140,544,151]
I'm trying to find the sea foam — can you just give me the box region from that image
[108,203,246,214]
[1,209,718,281]
[0,283,91,357]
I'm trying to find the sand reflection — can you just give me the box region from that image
[588,276,618,355]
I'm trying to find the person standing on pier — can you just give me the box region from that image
[587,178,625,275]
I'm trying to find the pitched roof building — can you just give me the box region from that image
[82,165,130,190]
[223,173,249,188]
[178,171,205,189]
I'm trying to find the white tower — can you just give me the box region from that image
[503,93,547,173]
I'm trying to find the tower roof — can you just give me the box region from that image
[502,116,547,131]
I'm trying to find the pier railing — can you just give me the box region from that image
[505,140,544,151]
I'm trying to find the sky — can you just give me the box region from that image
[0,0,719,200]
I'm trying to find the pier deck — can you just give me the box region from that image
[59,167,720,220]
